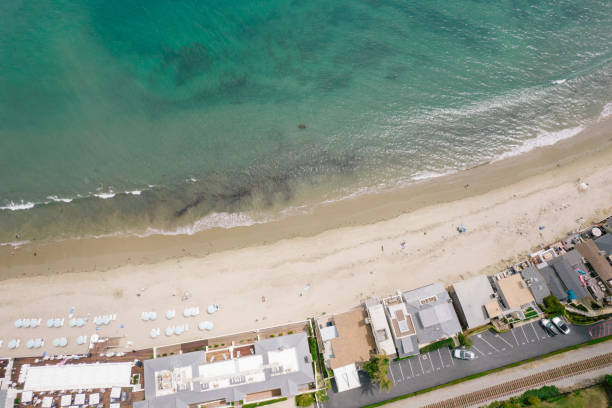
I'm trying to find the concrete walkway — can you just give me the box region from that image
[384,340,612,408]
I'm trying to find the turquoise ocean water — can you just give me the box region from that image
[1,0,611,243]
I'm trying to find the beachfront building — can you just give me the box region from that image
[381,295,419,358]
[21,362,133,391]
[519,266,551,305]
[316,309,374,392]
[364,297,397,358]
[540,251,590,302]
[450,275,497,330]
[401,283,462,349]
[494,274,539,323]
[577,239,612,291]
[136,333,315,408]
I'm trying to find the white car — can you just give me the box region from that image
[453,348,475,360]
[551,316,570,335]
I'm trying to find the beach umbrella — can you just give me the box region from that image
[52,338,60,347]
[198,321,213,331]
[14,319,23,328]
[103,316,111,325]
[60,337,68,347]
[34,338,42,348]
[26,339,35,349]
[8,340,17,349]
[31,319,40,328]
[76,318,85,327]
[183,309,190,318]
[207,304,219,314]
[166,310,175,320]
[150,329,158,339]
[165,326,174,336]
[141,312,149,321]
[23,319,31,328]
[47,319,54,328]
[175,325,184,335]
[150,312,157,321]
[69,319,77,327]
[76,336,84,345]
[54,318,62,328]
[193,307,200,316]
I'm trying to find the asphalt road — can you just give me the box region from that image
[324,319,611,408]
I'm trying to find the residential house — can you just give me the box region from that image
[450,275,497,330]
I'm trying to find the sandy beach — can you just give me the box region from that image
[1,118,611,358]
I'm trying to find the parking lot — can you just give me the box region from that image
[325,319,606,408]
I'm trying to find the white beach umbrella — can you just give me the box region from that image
[141,312,149,321]
[76,336,85,345]
[31,319,40,328]
[23,319,31,328]
[193,307,200,316]
[183,309,190,318]
[203,321,214,331]
[34,338,43,348]
[26,339,35,349]
[175,325,184,335]
[47,319,54,328]
[166,310,175,320]
[165,326,174,336]
[8,340,17,349]
[14,319,23,328]
[207,304,219,314]
[69,319,77,327]
[54,318,62,328]
[150,329,158,339]
[52,338,60,347]
[76,318,85,327]
[60,337,68,347]
[150,312,157,321]
[91,334,99,343]
[103,316,111,325]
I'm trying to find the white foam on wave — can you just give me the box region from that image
[552,79,567,85]
[0,240,31,248]
[411,169,458,181]
[0,201,36,211]
[47,195,73,203]
[127,190,141,195]
[599,102,612,121]
[139,212,271,237]
[493,125,585,162]
[94,192,116,199]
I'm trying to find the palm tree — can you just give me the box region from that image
[363,354,394,392]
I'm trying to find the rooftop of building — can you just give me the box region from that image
[577,239,612,283]
[520,266,551,304]
[495,274,535,309]
[549,252,590,299]
[451,275,495,329]
[402,283,462,346]
[138,333,314,408]
[595,233,612,256]
[328,309,374,370]
[364,299,396,357]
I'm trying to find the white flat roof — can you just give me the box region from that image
[333,363,361,392]
[267,348,298,374]
[24,363,132,391]
[366,303,396,356]
[453,274,495,329]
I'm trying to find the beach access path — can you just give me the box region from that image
[324,320,612,408]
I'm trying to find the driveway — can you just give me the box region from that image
[324,319,606,408]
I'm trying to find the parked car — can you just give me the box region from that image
[540,318,559,336]
[453,348,475,360]
[551,316,570,335]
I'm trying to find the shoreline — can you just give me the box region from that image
[1,117,612,281]
[0,118,611,357]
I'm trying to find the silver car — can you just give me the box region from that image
[551,316,570,335]
[453,348,475,360]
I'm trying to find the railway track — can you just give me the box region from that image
[422,352,612,408]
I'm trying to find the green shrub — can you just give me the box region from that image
[363,354,393,392]
[295,393,315,407]
[308,337,318,362]
[542,295,565,315]
[521,385,560,402]
[605,374,612,392]
[458,333,473,349]
[419,338,455,354]
[525,395,540,406]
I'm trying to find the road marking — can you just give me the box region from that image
[529,322,539,342]
[479,335,499,352]
[397,361,405,380]
[389,362,396,383]
[495,334,513,349]
[511,329,520,346]
[408,357,415,378]
[447,347,454,366]
[428,353,435,372]
[471,345,485,357]
[520,325,529,344]
[418,354,425,375]
[437,348,447,368]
